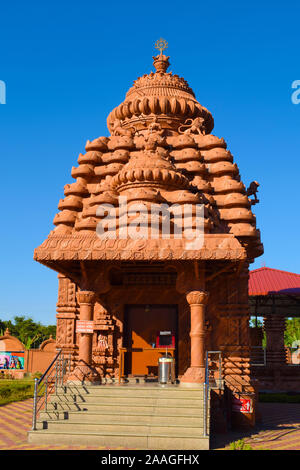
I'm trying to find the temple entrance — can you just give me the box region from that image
[123,305,178,378]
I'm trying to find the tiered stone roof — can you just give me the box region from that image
[34,51,263,268]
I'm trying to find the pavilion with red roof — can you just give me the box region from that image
[249,267,300,317]
[249,267,300,391]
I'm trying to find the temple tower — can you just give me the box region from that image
[34,42,263,429]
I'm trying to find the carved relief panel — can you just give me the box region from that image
[92,302,117,377]
[56,274,78,349]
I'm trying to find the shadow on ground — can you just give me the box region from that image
[211,403,300,450]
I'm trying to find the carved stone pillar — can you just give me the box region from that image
[67,291,100,383]
[181,290,209,383]
[56,274,77,369]
[264,314,286,366]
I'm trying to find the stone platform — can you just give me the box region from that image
[28,383,210,450]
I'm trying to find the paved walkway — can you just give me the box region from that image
[0,399,127,450]
[1,399,300,450]
[212,403,300,450]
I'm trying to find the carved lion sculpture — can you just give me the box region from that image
[112,119,135,137]
[246,181,260,205]
[178,117,206,135]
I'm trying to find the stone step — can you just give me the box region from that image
[31,384,210,449]
[60,383,205,390]
[55,386,205,399]
[46,401,205,415]
[27,429,209,450]
[37,419,207,436]
[39,410,207,425]
[50,395,204,407]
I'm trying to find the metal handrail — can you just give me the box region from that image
[32,349,71,430]
[206,350,223,389]
[203,350,222,437]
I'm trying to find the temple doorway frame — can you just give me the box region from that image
[122,304,179,379]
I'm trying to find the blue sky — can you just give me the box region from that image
[0,0,299,325]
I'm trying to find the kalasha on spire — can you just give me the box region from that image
[152,38,170,73]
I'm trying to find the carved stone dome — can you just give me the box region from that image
[107,52,214,135]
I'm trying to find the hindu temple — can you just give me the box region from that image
[32,41,263,447]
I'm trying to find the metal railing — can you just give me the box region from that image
[203,350,222,437]
[32,349,71,430]
[250,346,300,366]
[205,351,223,389]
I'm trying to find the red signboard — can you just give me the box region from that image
[232,396,253,414]
[76,320,94,333]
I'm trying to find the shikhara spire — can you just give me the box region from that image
[35,47,262,265]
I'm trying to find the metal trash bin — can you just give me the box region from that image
[158,356,175,384]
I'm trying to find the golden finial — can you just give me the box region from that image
[155,38,168,54]
[153,38,170,73]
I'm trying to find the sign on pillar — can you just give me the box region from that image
[76,320,94,334]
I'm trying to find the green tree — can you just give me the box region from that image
[249,317,263,328]
[0,315,56,349]
[249,317,266,347]
[284,318,300,347]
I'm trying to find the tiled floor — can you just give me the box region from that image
[0,399,125,450]
[1,399,300,450]
[212,403,300,450]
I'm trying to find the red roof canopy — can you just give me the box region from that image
[249,267,300,296]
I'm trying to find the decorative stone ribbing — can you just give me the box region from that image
[38,49,262,262]
[264,315,287,366]
[107,53,214,134]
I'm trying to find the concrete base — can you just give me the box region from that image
[179,382,204,388]
[28,430,209,450]
[67,379,102,386]
[180,366,205,384]
[67,363,101,384]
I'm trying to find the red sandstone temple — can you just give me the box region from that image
[34,45,263,434]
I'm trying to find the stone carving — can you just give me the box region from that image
[111,119,136,137]
[33,44,263,427]
[35,46,262,261]
[76,291,95,305]
[106,51,214,135]
[56,275,77,350]
[56,318,75,348]
[97,334,108,351]
[178,117,206,135]
[35,234,247,263]
[92,303,117,377]
[246,181,260,205]
[186,290,209,305]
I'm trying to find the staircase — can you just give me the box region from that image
[28,384,210,449]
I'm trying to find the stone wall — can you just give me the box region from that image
[0,329,56,377]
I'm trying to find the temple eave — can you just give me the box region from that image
[34,233,247,264]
